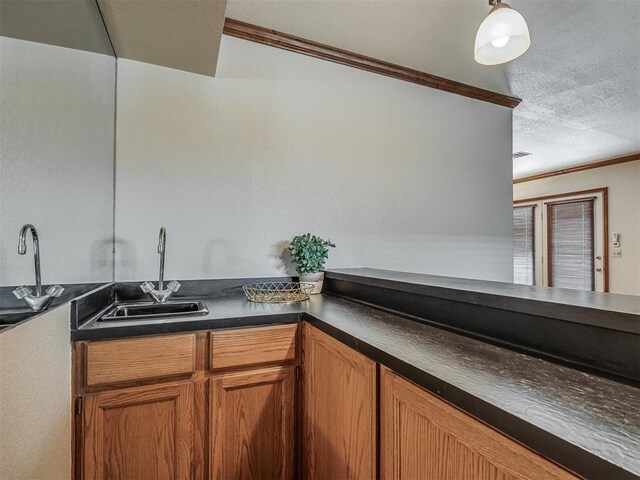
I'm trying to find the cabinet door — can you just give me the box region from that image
[209,366,296,480]
[302,323,377,480]
[380,367,580,480]
[82,382,193,480]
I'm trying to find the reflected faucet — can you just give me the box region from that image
[13,224,64,312]
[140,227,180,303]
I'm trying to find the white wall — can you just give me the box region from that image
[0,305,72,480]
[115,36,514,283]
[0,37,115,286]
[514,161,640,295]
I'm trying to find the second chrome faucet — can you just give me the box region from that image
[140,227,180,303]
[13,224,65,312]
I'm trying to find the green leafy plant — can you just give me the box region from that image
[288,233,336,274]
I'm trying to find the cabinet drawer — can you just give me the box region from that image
[210,324,297,370]
[85,333,196,386]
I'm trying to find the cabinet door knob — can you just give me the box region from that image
[596,267,603,272]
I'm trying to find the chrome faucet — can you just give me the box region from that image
[13,224,64,312]
[140,227,180,303]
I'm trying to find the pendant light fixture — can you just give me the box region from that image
[475,0,530,65]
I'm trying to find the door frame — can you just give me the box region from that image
[514,187,609,292]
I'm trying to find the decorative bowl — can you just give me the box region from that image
[242,282,315,303]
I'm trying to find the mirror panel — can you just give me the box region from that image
[0,0,116,289]
[0,0,114,55]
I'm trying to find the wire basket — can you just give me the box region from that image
[243,282,315,303]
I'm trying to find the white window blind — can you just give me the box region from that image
[513,205,535,285]
[547,198,595,291]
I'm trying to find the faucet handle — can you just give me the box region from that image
[167,280,181,292]
[140,281,155,293]
[46,285,65,297]
[13,285,33,299]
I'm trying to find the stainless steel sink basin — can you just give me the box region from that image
[99,300,209,321]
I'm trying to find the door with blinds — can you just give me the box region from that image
[547,198,595,290]
[513,189,607,292]
[513,205,535,285]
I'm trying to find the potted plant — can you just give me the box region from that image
[289,233,336,294]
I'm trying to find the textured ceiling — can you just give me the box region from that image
[508,0,640,177]
[226,0,640,177]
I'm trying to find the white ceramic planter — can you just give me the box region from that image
[299,272,324,295]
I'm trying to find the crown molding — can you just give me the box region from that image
[223,18,521,109]
[513,153,640,184]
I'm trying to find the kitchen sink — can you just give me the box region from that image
[99,300,209,321]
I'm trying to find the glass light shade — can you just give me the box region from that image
[475,3,530,65]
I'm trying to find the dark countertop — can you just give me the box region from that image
[305,296,640,480]
[0,283,106,333]
[326,268,640,333]
[73,293,640,479]
[72,294,304,341]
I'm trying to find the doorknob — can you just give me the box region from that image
[596,256,602,260]
[596,267,603,272]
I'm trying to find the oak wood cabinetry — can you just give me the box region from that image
[82,382,194,480]
[301,323,377,480]
[84,333,196,386]
[74,321,582,480]
[208,324,298,479]
[74,326,298,480]
[380,367,580,480]
[209,324,297,371]
[210,366,296,479]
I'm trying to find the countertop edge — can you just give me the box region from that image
[70,311,302,342]
[325,269,640,334]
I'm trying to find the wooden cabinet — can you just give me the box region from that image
[75,323,582,480]
[210,324,297,371]
[85,333,196,387]
[209,366,296,479]
[301,323,377,480]
[75,325,298,480]
[81,382,194,480]
[380,367,580,480]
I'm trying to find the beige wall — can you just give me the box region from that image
[513,160,640,295]
[114,35,514,283]
[0,37,115,286]
[0,305,72,480]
